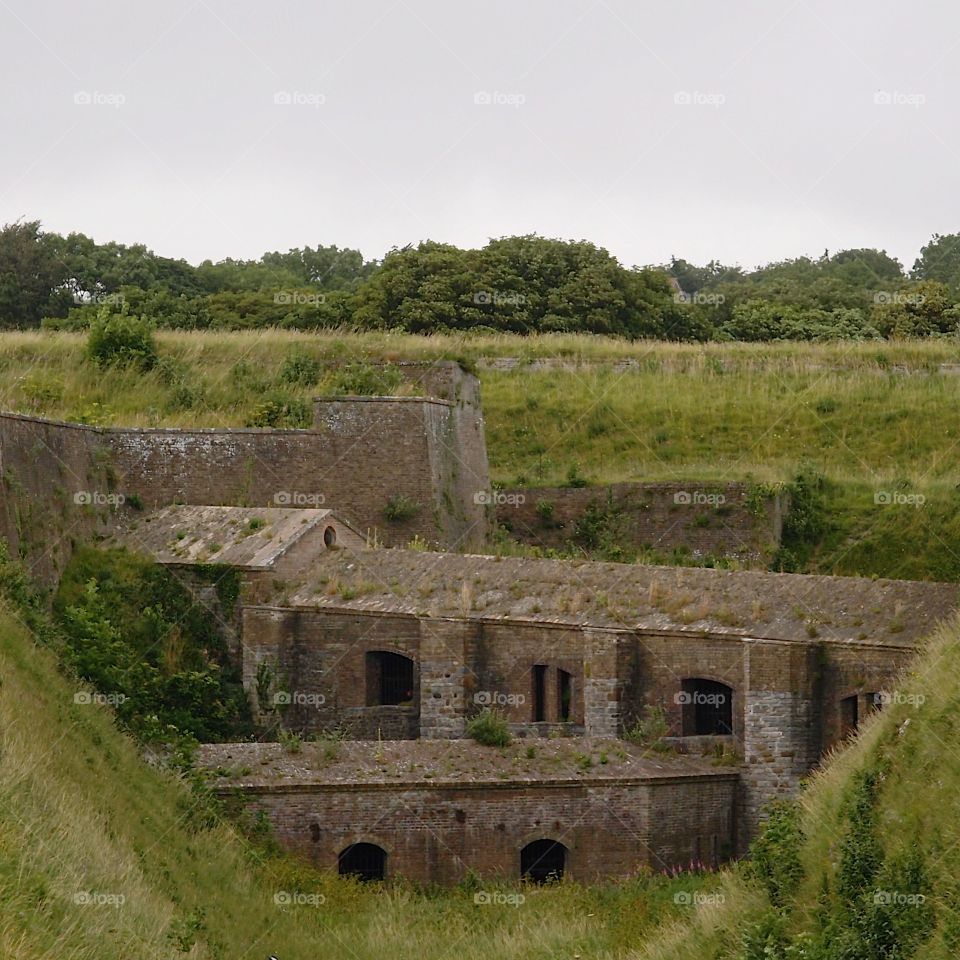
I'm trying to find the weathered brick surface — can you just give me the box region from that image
[0,413,116,582]
[239,598,919,853]
[241,606,423,734]
[497,482,785,566]
[0,365,491,579]
[200,739,739,884]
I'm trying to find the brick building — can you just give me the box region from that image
[209,545,956,876]
[1,359,956,885]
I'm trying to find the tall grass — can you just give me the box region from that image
[3,331,959,485]
[636,614,960,960]
[0,601,716,959]
[4,329,960,578]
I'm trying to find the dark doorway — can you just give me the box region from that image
[532,664,548,722]
[681,679,734,735]
[557,669,572,722]
[366,651,415,706]
[338,842,386,881]
[840,694,859,737]
[521,839,567,883]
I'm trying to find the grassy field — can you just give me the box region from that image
[3,329,960,579]
[4,527,959,959]
[2,330,958,482]
[636,612,960,960]
[0,595,716,960]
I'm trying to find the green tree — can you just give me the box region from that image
[912,232,960,291]
[0,220,72,327]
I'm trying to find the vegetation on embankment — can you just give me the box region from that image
[0,547,718,960]
[636,612,960,960]
[2,329,960,579]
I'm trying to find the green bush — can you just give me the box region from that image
[623,705,669,747]
[53,546,252,743]
[466,709,512,747]
[745,800,805,907]
[245,391,310,428]
[323,361,404,396]
[383,494,420,523]
[86,308,157,370]
[278,349,321,386]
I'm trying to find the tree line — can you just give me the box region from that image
[4,219,960,340]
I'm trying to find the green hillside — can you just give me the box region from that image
[3,329,960,579]
[636,613,960,960]
[0,583,707,959]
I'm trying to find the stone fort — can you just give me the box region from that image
[1,361,956,886]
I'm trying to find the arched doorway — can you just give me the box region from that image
[365,651,415,706]
[681,679,734,735]
[520,839,567,883]
[338,842,387,881]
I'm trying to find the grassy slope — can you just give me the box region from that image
[635,613,960,960]
[4,330,960,578]
[0,600,709,960]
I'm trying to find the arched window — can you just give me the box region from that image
[681,679,734,735]
[338,842,386,881]
[840,694,859,737]
[366,651,415,706]
[323,526,337,548]
[557,669,573,722]
[520,839,567,883]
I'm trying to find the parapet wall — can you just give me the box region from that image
[0,363,492,580]
[235,776,737,884]
[0,413,114,582]
[497,482,785,565]
[200,739,738,884]
[108,407,446,545]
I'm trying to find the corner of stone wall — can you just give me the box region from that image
[418,618,473,739]
[738,641,819,851]
[582,628,622,737]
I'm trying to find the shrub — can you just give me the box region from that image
[624,705,669,747]
[562,463,589,488]
[384,494,420,523]
[53,545,252,743]
[278,349,321,386]
[745,800,805,907]
[466,709,512,747]
[86,309,157,370]
[323,361,404,396]
[245,391,310,428]
[535,499,555,523]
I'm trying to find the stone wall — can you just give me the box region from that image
[496,482,785,566]
[241,606,423,735]
[0,413,117,583]
[0,364,492,581]
[224,774,738,884]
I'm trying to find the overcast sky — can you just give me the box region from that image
[2,0,958,271]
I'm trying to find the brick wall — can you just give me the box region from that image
[241,606,423,734]
[223,774,738,884]
[0,365,492,581]
[497,482,785,566]
[0,413,116,582]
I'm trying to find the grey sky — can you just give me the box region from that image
[2,0,957,271]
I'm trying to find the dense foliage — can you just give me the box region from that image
[52,546,252,744]
[8,218,960,339]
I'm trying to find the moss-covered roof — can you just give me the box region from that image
[276,547,958,646]
[197,738,737,789]
[111,504,347,570]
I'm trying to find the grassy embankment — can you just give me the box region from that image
[637,611,960,959]
[3,330,960,579]
[0,589,714,960]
